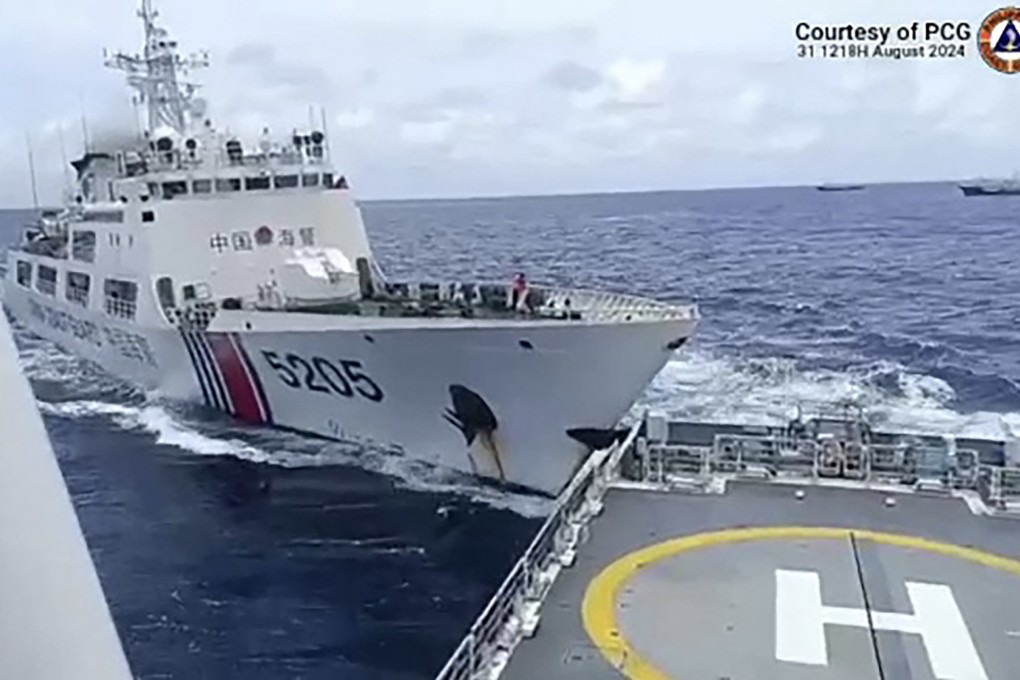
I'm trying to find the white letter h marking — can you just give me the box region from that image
[775,569,987,680]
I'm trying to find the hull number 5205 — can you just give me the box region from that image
[261,350,384,402]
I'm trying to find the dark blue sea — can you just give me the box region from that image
[3,183,1019,679]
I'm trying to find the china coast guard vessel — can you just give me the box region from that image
[1,1,698,496]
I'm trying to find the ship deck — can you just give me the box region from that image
[435,408,1020,680]
[502,483,1020,679]
[283,280,695,325]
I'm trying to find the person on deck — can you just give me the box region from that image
[509,272,529,312]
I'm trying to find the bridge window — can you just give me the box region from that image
[322,173,333,188]
[15,261,31,287]
[301,173,320,187]
[274,174,299,189]
[216,177,241,192]
[162,181,188,199]
[193,179,213,194]
[245,176,270,191]
[103,278,138,320]
[142,210,155,223]
[36,265,57,296]
[66,271,91,307]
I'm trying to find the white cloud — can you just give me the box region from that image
[607,58,666,104]
[0,0,1014,205]
[728,85,769,126]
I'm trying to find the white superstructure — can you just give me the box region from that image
[2,1,699,495]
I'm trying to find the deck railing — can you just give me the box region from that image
[981,466,1020,511]
[167,303,218,331]
[66,286,90,308]
[640,432,1003,495]
[103,297,136,320]
[539,287,697,322]
[373,279,698,324]
[434,421,642,680]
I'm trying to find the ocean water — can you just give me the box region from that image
[3,182,1020,679]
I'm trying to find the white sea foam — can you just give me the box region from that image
[639,348,1020,441]
[37,399,139,420]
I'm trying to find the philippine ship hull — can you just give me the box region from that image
[4,283,695,495]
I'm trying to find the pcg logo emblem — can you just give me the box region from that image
[979,6,1020,72]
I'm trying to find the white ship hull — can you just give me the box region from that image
[6,1,699,496]
[4,284,695,495]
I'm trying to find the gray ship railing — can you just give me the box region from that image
[103,296,137,321]
[640,432,1020,509]
[293,279,698,323]
[434,421,642,680]
[981,466,1020,511]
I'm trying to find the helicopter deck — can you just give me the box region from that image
[435,408,1020,680]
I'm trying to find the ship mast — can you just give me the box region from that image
[104,0,209,136]
[25,132,39,209]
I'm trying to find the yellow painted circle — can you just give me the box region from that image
[581,526,1020,679]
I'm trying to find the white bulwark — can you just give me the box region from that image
[0,298,133,679]
[775,569,988,680]
[2,0,699,495]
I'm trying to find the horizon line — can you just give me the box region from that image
[0,177,969,211]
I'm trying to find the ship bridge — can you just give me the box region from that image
[95,0,348,205]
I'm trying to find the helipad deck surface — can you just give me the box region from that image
[501,482,1020,679]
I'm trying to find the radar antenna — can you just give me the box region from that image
[104,0,210,135]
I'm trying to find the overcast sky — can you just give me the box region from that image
[0,0,1013,206]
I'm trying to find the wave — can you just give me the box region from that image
[640,348,1020,441]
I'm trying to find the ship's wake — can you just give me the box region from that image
[20,335,552,518]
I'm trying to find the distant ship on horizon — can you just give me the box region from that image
[816,183,866,192]
[959,175,1020,197]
